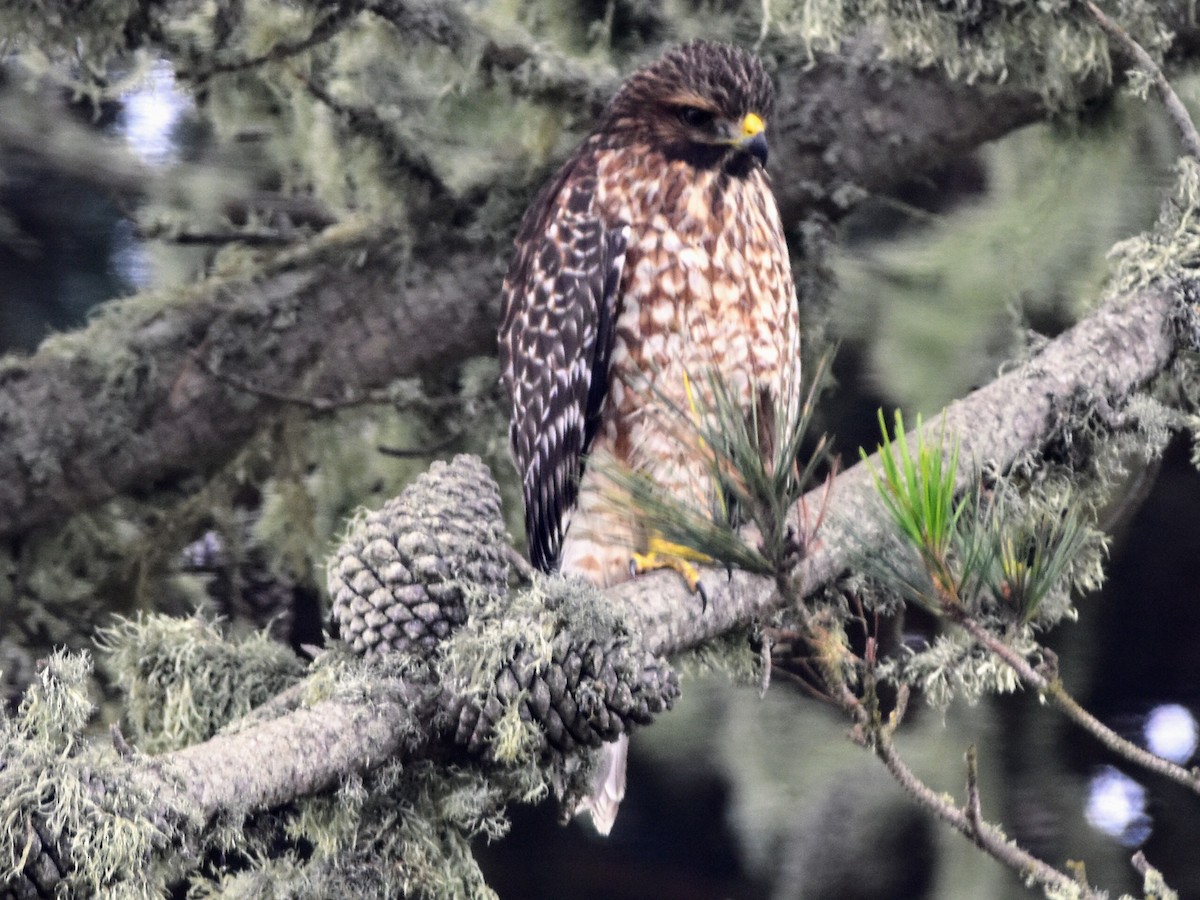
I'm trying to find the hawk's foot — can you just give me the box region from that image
[630,537,709,608]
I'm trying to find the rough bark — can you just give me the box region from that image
[159,688,433,819]
[0,232,502,536]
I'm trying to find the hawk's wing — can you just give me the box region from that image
[499,161,628,573]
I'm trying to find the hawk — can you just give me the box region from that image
[498,40,801,833]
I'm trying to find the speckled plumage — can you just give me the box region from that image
[499,40,801,587]
[499,39,801,836]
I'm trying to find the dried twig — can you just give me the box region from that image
[1084,0,1200,159]
[137,226,300,246]
[964,745,984,846]
[779,573,1111,898]
[200,356,472,457]
[954,613,1200,797]
[833,681,1104,899]
[197,353,396,412]
[178,0,368,80]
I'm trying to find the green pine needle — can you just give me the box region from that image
[863,410,1098,624]
[863,410,965,592]
[599,353,833,578]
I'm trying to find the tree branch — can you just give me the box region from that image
[837,680,1104,899]
[1084,0,1200,160]
[955,614,1200,796]
[616,282,1179,655]
[80,274,1182,834]
[158,687,434,820]
[0,225,503,538]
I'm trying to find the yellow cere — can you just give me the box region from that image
[741,112,765,138]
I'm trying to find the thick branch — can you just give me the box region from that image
[158,688,434,819]
[0,227,502,537]
[111,277,1180,828]
[616,284,1179,654]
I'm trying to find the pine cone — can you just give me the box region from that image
[328,455,510,659]
[2,812,68,898]
[449,601,680,758]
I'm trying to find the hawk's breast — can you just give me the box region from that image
[592,145,801,486]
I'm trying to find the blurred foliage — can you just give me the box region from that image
[767,0,1166,108]
[832,90,1188,412]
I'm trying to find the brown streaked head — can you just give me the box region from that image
[599,40,775,169]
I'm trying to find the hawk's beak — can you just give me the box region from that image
[736,112,768,165]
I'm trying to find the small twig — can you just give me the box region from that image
[1130,850,1179,897]
[376,434,462,458]
[137,226,300,246]
[964,744,984,846]
[295,72,454,204]
[1131,850,1153,877]
[762,655,838,705]
[793,457,837,556]
[178,1,367,81]
[197,353,396,412]
[110,723,134,759]
[1084,0,1200,159]
[363,0,473,54]
[758,630,773,698]
[780,563,1105,897]
[884,683,909,737]
[202,356,472,456]
[956,614,1200,797]
[503,545,537,585]
[835,683,1105,899]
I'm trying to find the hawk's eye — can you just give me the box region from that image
[678,106,715,129]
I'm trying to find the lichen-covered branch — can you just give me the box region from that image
[51,280,1195,844]
[3,458,681,896]
[0,225,502,539]
[613,282,1180,655]
[1084,0,1200,160]
[5,266,1181,894]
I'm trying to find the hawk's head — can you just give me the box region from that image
[601,40,775,170]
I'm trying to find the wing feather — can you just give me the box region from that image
[498,154,627,572]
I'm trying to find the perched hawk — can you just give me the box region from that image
[499,40,801,833]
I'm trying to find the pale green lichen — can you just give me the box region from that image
[1110,157,1200,295]
[97,613,304,753]
[879,628,1026,710]
[768,0,1167,109]
[0,650,178,899]
[191,756,513,899]
[677,630,764,689]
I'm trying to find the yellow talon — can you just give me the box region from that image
[631,537,710,597]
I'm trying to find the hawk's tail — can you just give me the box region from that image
[573,734,629,836]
